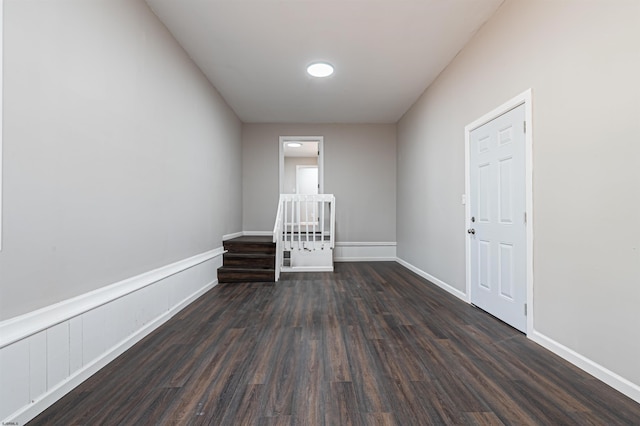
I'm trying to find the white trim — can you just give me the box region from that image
[223,231,244,241]
[334,242,397,262]
[6,281,216,425]
[0,247,224,349]
[464,89,534,335]
[396,257,468,302]
[279,136,324,194]
[281,266,334,273]
[242,230,273,237]
[530,330,640,404]
[398,254,640,404]
[0,250,223,423]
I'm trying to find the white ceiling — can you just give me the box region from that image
[283,141,319,158]
[146,0,504,124]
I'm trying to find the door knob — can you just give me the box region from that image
[467,228,475,235]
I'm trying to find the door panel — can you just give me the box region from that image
[499,157,514,223]
[296,165,318,195]
[296,165,319,225]
[470,104,526,332]
[498,242,514,300]
[478,163,491,222]
[479,240,491,290]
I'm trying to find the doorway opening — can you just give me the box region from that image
[279,136,324,194]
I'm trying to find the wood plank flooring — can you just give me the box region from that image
[29,262,640,425]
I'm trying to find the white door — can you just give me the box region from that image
[469,104,526,332]
[296,165,318,195]
[296,165,318,225]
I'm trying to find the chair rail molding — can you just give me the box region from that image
[0,248,224,424]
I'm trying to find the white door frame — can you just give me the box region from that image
[464,89,534,335]
[279,136,324,194]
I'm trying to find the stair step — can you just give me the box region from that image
[217,267,275,283]
[223,236,275,255]
[219,237,277,283]
[223,253,275,269]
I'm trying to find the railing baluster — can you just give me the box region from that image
[296,198,302,250]
[283,198,288,250]
[291,197,295,251]
[306,196,310,249]
[312,199,317,251]
[272,195,283,281]
[320,199,325,249]
[330,196,335,248]
[289,197,292,251]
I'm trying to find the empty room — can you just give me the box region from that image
[1,0,639,424]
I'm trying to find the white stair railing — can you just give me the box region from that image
[273,194,336,278]
[272,196,285,282]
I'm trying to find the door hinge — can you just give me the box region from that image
[524,303,528,316]
[523,121,527,133]
[524,212,527,224]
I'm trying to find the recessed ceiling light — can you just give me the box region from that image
[307,62,334,78]
[287,142,302,148]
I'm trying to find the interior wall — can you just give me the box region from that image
[0,0,242,321]
[397,0,640,385]
[243,123,396,243]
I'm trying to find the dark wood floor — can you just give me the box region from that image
[30,262,640,425]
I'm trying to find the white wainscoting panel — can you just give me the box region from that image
[333,242,397,262]
[47,323,70,389]
[0,248,224,424]
[0,339,30,420]
[69,316,83,373]
[29,332,47,402]
[81,305,105,367]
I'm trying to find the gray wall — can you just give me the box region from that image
[0,0,242,320]
[243,124,396,242]
[397,1,640,384]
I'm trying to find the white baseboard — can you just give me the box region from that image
[223,231,244,240]
[281,266,334,272]
[239,237,397,262]
[395,258,640,404]
[242,230,272,236]
[334,242,397,262]
[529,330,640,404]
[395,257,468,302]
[0,249,224,424]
